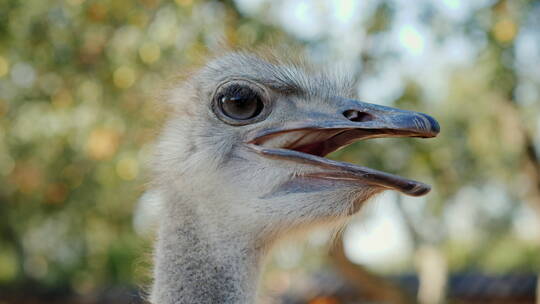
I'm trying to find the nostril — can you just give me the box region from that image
[343,110,374,122]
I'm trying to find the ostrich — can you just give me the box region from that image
[145,52,439,304]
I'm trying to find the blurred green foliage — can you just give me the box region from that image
[0,0,293,293]
[1,0,540,298]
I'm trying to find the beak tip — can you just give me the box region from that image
[420,113,440,136]
[406,183,431,196]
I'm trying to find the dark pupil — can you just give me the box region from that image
[219,87,263,120]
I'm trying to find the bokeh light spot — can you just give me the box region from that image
[116,157,139,181]
[399,26,425,55]
[443,0,460,9]
[113,66,136,89]
[308,297,339,304]
[139,43,161,64]
[11,62,36,88]
[11,163,43,194]
[66,0,85,5]
[45,183,68,204]
[72,271,96,294]
[79,80,102,103]
[24,255,48,279]
[0,250,18,282]
[0,56,9,78]
[62,165,85,188]
[493,18,517,44]
[87,3,107,21]
[86,128,120,160]
[141,0,160,9]
[130,13,149,28]
[39,73,63,95]
[0,98,8,117]
[334,0,355,24]
[175,0,192,7]
[51,89,74,109]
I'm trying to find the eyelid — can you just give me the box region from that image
[220,85,259,100]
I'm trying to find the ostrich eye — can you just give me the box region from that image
[217,85,264,121]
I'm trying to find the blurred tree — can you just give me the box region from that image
[0,0,297,296]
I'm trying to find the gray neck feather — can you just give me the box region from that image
[150,195,263,304]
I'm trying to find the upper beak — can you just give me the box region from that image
[248,98,440,145]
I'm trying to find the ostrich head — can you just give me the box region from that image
[151,52,439,241]
[148,52,439,303]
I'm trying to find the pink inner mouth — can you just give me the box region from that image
[248,127,432,196]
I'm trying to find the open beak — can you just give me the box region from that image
[246,99,440,196]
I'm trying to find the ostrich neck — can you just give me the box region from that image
[151,197,263,304]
